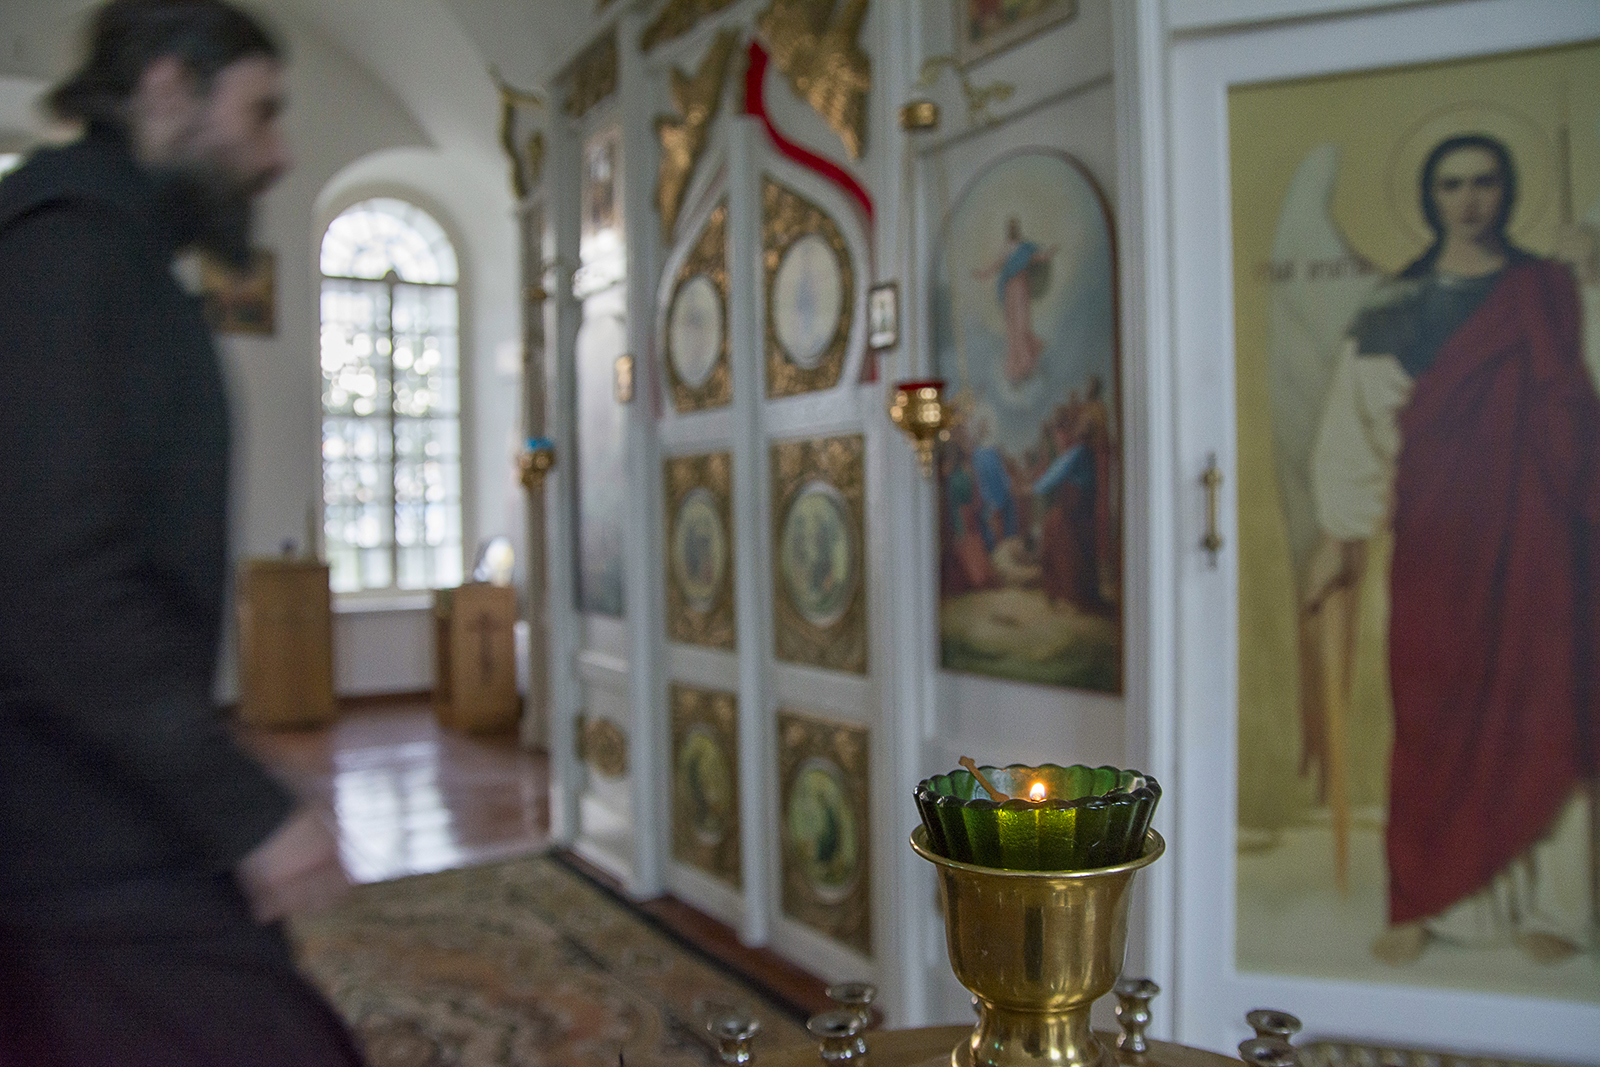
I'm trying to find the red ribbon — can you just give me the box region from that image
[743,40,874,228]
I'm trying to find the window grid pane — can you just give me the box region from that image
[320,197,458,284]
[320,199,462,593]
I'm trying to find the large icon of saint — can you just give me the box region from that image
[1271,128,1600,969]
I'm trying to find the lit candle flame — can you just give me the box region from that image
[1029,781,1047,802]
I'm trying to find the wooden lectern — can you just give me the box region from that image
[235,558,336,728]
[433,583,519,733]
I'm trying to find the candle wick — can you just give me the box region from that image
[959,756,1011,802]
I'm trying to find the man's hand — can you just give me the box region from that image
[236,805,351,923]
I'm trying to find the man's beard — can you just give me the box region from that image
[148,159,258,271]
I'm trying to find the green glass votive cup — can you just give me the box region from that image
[914,763,1160,871]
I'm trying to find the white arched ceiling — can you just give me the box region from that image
[0,0,597,164]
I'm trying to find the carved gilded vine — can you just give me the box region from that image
[640,0,740,53]
[490,67,545,200]
[755,0,871,160]
[917,54,1016,127]
[563,30,619,119]
[655,29,740,240]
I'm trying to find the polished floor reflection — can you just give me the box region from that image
[242,699,549,884]
[242,699,834,1015]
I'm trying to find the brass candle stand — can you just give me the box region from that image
[888,379,956,478]
[912,825,1165,1067]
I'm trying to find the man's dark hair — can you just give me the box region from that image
[46,0,281,129]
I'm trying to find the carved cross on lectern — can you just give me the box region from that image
[466,610,498,685]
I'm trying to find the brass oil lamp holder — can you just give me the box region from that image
[913,825,1165,1067]
[888,379,955,477]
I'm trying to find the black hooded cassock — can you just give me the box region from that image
[0,129,362,1066]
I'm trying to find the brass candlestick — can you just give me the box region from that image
[888,379,954,478]
[705,1009,760,1065]
[911,825,1165,1067]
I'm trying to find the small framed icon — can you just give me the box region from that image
[867,281,898,352]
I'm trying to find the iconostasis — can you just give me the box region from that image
[496,0,1600,1054]
[501,0,1127,1028]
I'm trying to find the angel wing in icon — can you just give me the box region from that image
[1266,144,1381,587]
[1265,144,1384,893]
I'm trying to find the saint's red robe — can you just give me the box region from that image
[1387,257,1600,924]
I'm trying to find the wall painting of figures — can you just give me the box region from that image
[1229,39,1600,1003]
[932,149,1121,692]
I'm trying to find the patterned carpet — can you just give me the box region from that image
[290,852,811,1067]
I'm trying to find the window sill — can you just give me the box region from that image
[333,591,435,615]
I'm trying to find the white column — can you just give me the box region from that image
[619,6,667,898]
[518,191,550,752]
[543,101,584,847]
[725,114,773,947]
[1113,0,1179,1037]
[870,0,934,1028]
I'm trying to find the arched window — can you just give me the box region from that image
[319,197,462,593]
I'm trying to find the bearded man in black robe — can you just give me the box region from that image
[0,2,364,1063]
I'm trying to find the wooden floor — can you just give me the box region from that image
[241,697,550,883]
[240,697,834,1018]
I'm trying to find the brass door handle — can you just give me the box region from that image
[1201,454,1223,566]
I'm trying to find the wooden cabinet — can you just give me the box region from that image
[433,583,520,733]
[235,558,336,728]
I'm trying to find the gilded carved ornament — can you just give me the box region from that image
[755,0,871,160]
[770,434,867,674]
[490,66,545,200]
[664,201,732,410]
[563,30,619,119]
[776,708,871,954]
[655,29,740,240]
[916,55,1014,127]
[763,179,853,399]
[640,0,740,53]
[670,684,741,887]
[577,712,628,778]
[663,451,735,649]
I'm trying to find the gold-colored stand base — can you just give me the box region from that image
[762,1026,1237,1067]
